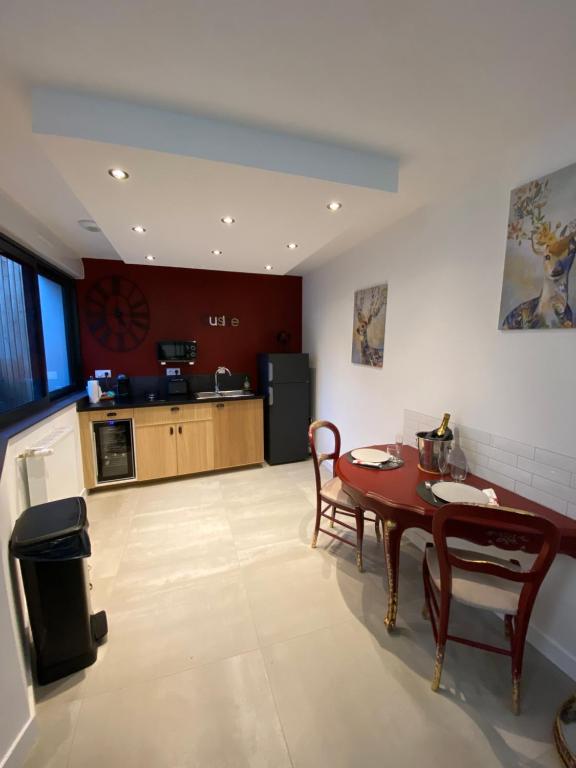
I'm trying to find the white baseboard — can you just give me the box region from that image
[527,623,576,682]
[1,716,37,768]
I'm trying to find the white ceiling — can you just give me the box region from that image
[39,135,393,273]
[0,0,575,274]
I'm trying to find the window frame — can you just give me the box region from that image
[0,232,83,428]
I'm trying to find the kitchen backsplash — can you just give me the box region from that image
[404,409,576,520]
[96,373,250,399]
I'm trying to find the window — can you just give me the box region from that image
[0,254,39,411]
[38,275,71,392]
[0,233,81,425]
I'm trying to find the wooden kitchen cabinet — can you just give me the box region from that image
[176,420,215,475]
[214,399,264,469]
[133,404,212,426]
[136,423,178,481]
[79,398,263,488]
[137,413,214,480]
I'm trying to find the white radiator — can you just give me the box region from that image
[22,426,78,506]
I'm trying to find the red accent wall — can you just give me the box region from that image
[76,259,302,384]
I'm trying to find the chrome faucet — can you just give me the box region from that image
[214,366,231,394]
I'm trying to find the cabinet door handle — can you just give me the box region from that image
[106,411,117,417]
[169,426,174,435]
[171,406,180,412]
[216,403,224,409]
[178,425,182,434]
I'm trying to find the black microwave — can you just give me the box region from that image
[157,340,197,362]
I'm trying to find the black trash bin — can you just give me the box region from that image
[10,496,108,685]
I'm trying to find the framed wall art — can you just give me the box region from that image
[499,163,576,330]
[351,284,387,367]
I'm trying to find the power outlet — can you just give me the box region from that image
[95,369,111,378]
[166,367,181,376]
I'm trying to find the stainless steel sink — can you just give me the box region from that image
[193,390,253,400]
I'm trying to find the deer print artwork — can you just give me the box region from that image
[351,284,387,366]
[499,165,576,330]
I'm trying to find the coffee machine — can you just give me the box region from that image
[116,374,131,399]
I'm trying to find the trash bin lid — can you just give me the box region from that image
[10,497,90,561]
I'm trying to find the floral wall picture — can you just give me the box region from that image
[351,284,387,367]
[499,163,576,330]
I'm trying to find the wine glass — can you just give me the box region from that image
[449,446,468,482]
[437,449,449,479]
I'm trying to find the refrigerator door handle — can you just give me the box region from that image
[268,362,273,382]
[268,386,274,406]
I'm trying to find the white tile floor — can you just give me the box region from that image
[25,460,573,767]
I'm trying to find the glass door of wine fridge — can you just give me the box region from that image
[92,419,135,484]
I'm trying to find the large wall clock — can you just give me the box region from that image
[85,276,150,352]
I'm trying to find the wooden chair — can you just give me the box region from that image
[309,420,380,572]
[422,503,560,714]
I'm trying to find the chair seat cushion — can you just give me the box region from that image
[320,477,357,509]
[426,546,522,615]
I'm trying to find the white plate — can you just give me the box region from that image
[431,482,489,504]
[350,448,392,463]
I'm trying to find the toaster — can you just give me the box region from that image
[167,377,189,397]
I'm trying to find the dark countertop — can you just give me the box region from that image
[77,393,264,412]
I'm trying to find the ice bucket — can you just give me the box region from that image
[416,432,453,474]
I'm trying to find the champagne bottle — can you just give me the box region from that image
[425,413,453,441]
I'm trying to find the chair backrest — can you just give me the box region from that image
[433,503,560,613]
[308,420,341,493]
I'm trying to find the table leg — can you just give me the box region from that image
[383,519,402,630]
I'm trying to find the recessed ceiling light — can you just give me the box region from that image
[211,249,223,256]
[145,254,155,262]
[131,225,146,234]
[77,219,101,232]
[286,242,298,250]
[327,201,342,211]
[265,265,273,271]
[220,216,236,225]
[108,168,129,181]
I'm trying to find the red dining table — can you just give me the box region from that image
[336,444,576,630]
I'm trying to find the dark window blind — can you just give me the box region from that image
[0,253,35,412]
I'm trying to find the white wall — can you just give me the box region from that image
[303,153,576,680]
[0,405,84,768]
[0,189,83,278]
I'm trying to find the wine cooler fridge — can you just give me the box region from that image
[92,418,135,485]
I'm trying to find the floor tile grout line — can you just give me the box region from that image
[71,645,266,705]
[62,695,85,768]
[230,498,304,768]
[235,523,375,659]
[256,614,363,654]
[258,648,296,768]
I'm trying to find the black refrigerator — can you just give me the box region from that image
[258,353,310,465]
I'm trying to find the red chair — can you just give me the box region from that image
[309,420,380,572]
[422,503,560,713]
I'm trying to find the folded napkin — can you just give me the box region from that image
[482,488,499,506]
